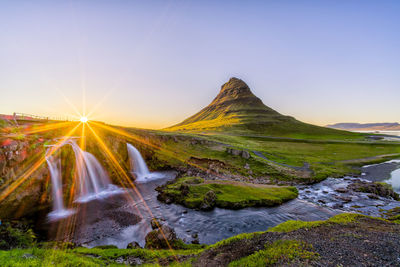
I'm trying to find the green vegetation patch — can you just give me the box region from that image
[268,213,368,233]
[157,176,298,210]
[228,240,318,267]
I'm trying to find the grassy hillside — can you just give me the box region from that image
[165,78,362,140]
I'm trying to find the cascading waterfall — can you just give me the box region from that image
[67,140,111,200]
[46,139,122,221]
[127,143,163,182]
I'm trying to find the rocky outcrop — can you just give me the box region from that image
[348,181,399,200]
[226,148,251,159]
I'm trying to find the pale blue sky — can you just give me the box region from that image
[1,0,399,128]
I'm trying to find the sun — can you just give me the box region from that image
[80,116,88,123]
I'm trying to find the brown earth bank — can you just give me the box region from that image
[190,215,400,267]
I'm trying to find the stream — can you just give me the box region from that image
[48,161,400,249]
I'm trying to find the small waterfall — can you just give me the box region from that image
[127,143,163,182]
[46,155,63,213]
[46,150,75,221]
[127,144,150,179]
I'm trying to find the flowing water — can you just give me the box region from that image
[58,172,338,248]
[48,143,400,248]
[46,152,75,221]
[46,140,123,221]
[127,143,164,183]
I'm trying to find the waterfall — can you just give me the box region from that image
[46,139,123,221]
[127,143,150,179]
[46,150,75,221]
[67,140,111,199]
[127,143,163,183]
[46,155,64,213]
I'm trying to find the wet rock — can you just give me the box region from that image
[318,199,327,204]
[335,195,352,202]
[244,163,250,170]
[145,225,178,249]
[192,239,200,244]
[332,203,344,209]
[367,194,379,200]
[127,241,141,249]
[322,191,329,194]
[335,188,349,193]
[151,218,163,229]
[192,233,198,238]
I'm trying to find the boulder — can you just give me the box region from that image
[145,225,178,249]
[127,241,141,249]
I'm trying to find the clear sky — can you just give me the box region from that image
[1,0,399,128]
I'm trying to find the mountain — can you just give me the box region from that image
[327,122,400,131]
[166,77,356,138]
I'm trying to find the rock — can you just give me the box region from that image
[127,241,141,249]
[192,233,198,238]
[241,151,251,159]
[226,148,251,159]
[244,163,250,169]
[180,184,190,196]
[322,190,329,194]
[200,190,217,210]
[332,203,344,209]
[318,199,326,204]
[335,195,352,202]
[22,253,35,259]
[367,194,379,199]
[145,225,178,249]
[151,218,162,229]
[335,188,349,193]
[348,181,399,200]
[124,256,143,265]
[192,239,200,244]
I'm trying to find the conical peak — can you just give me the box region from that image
[220,77,251,95]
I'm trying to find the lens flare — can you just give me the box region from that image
[80,117,88,123]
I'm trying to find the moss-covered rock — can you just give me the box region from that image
[157,176,298,210]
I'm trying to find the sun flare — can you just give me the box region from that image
[80,116,88,123]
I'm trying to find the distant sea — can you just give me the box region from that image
[355,130,400,141]
[356,130,400,136]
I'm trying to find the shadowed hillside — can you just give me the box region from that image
[166,78,359,139]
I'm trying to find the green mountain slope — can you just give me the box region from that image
[166,77,360,139]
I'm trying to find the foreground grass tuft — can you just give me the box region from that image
[228,240,318,267]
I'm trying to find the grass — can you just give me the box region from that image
[0,213,395,266]
[228,240,318,267]
[0,246,204,267]
[267,213,368,233]
[158,176,298,209]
